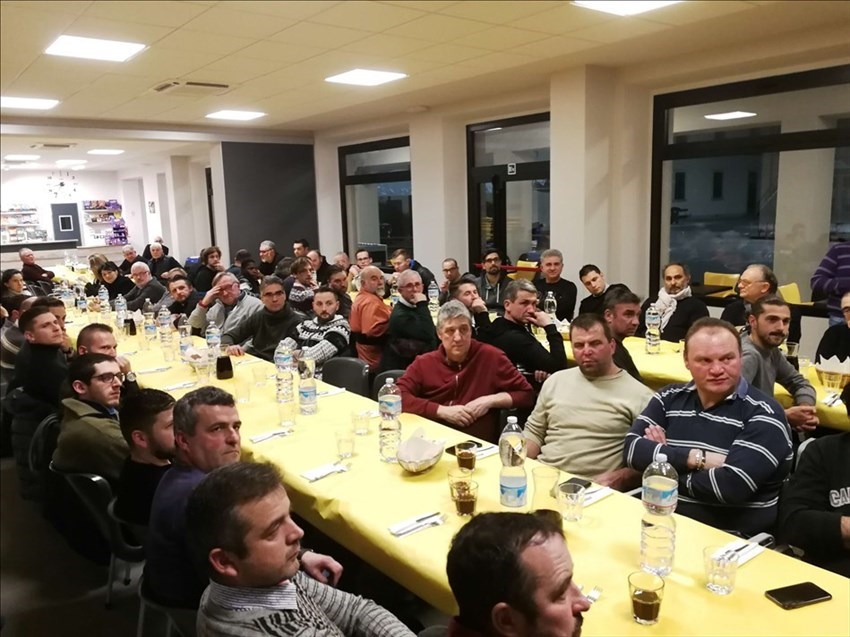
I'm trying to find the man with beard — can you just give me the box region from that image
[222,276,305,361]
[742,296,818,434]
[439,258,464,305]
[326,265,352,319]
[603,287,644,383]
[258,240,284,276]
[350,266,391,369]
[476,249,510,311]
[114,389,175,527]
[638,262,708,342]
[281,287,350,376]
[52,353,128,485]
[450,277,492,338]
[524,314,652,491]
[446,512,590,637]
[166,275,202,319]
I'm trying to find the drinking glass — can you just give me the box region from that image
[455,442,477,471]
[336,429,355,459]
[628,571,664,625]
[235,377,251,404]
[558,483,586,522]
[703,546,738,595]
[822,371,842,392]
[450,480,478,517]
[351,410,370,436]
[531,466,560,511]
[447,467,472,496]
[252,367,268,387]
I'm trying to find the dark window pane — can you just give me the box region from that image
[345,181,412,261]
[674,172,686,200]
[473,121,550,166]
[345,146,410,176]
[712,171,724,200]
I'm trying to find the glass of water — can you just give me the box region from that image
[703,546,738,595]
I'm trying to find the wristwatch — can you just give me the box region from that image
[125,371,137,383]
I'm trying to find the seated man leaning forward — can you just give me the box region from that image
[397,301,533,444]
[524,314,653,491]
[445,511,590,637]
[187,462,415,637]
[624,318,792,537]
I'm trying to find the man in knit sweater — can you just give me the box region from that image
[741,296,818,434]
[379,270,437,372]
[222,276,305,362]
[398,301,533,443]
[811,242,850,326]
[524,314,652,491]
[189,272,263,335]
[281,287,350,376]
[624,318,792,536]
[187,462,414,637]
[350,266,391,369]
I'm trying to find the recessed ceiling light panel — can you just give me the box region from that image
[325,69,407,87]
[572,1,682,17]
[87,149,125,155]
[704,111,757,121]
[205,110,266,121]
[45,35,146,62]
[1,96,59,110]
[4,154,40,161]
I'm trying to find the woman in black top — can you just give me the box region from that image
[192,245,225,293]
[99,261,134,299]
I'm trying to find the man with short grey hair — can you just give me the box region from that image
[125,262,166,311]
[482,279,567,389]
[258,240,283,276]
[188,271,262,335]
[18,248,55,286]
[148,242,181,282]
[398,300,532,443]
[534,248,577,322]
[119,244,145,276]
[379,269,437,371]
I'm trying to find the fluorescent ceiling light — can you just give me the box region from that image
[4,154,40,161]
[325,69,407,87]
[205,110,266,121]
[704,111,757,121]
[45,35,146,62]
[55,159,87,166]
[572,1,682,16]
[87,149,125,155]
[1,96,59,110]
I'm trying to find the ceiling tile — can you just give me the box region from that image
[197,56,291,84]
[510,35,598,59]
[308,1,425,32]
[640,1,754,26]
[385,14,493,42]
[235,40,329,64]
[383,56,444,75]
[223,74,312,99]
[570,18,669,44]
[451,26,550,51]
[218,1,341,21]
[180,6,296,38]
[339,33,433,57]
[99,95,200,119]
[269,21,371,48]
[5,55,106,98]
[63,15,175,43]
[119,47,224,79]
[1,1,92,15]
[264,50,390,83]
[0,5,81,68]
[438,1,561,24]
[456,50,537,71]
[81,1,209,28]
[379,1,459,11]
[511,4,614,35]
[403,43,490,64]
[154,29,255,56]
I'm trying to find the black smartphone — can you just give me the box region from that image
[561,477,592,489]
[446,440,483,456]
[765,582,832,610]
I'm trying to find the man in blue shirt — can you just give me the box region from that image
[624,317,792,536]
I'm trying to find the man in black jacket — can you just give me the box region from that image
[603,287,644,384]
[638,262,709,343]
[166,276,202,319]
[480,279,567,390]
[307,249,333,285]
[816,291,850,362]
[450,277,491,339]
[10,306,68,408]
[147,242,181,282]
[720,263,802,344]
[379,270,437,371]
[534,248,577,322]
[389,248,436,292]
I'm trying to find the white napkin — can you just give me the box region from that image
[817,356,849,371]
[388,512,442,537]
[317,387,346,397]
[475,444,499,460]
[583,486,614,506]
[300,463,341,482]
[714,539,766,566]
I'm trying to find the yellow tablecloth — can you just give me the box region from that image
[67,327,850,635]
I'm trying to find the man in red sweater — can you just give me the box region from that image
[350,266,391,369]
[398,300,533,443]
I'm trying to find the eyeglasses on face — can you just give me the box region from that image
[91,372,125,384]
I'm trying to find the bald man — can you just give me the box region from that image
[350,266,391,369]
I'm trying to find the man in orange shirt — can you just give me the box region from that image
[350,266,391,369]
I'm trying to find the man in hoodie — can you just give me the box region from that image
[398,301,532,443]
[222,275,305,361]
[52,353,128,485]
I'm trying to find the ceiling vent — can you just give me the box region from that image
[30,143,77,149]
[152,80,231,97]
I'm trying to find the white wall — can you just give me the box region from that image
[1,169,120,245]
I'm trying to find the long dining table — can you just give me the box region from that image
[71,319,849,637]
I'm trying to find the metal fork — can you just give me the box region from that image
[586,586,603,605]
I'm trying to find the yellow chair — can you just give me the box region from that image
[777,282,812,306]
[702,272,738,298]
[510,260,538,281]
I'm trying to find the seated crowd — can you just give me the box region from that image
[0,238,848,637]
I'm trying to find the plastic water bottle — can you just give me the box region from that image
[205,322,221,358]
[377,378,402,462]
[645,304,662,355]
[390,281,400,308]
[178,318,192,356]
[76,292,87,316]
[427,280,440,316]
[157,305,171,332]
[499,416,527,507]
[142,298,157,343]
[99,287,110,323]
[544,291,558,321]
[298,357,318,415]
[640,453,678,576]
[115,294,127,325]
[274,340,294,390]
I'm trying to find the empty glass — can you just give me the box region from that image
[252,367,268,387]
[558,483,586,522]
[703,546,738,595]
[336,429,355,459]
[531,466,560,511]
[351,410,370,436]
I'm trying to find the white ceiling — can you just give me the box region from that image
[1,0,848,136]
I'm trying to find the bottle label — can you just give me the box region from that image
[500,483,527,507]
[642,476,678,510]
[299,387,316,401]
[379,395,401,416]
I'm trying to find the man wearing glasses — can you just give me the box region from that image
[476,249,510,311]
[52,353,128,485]
[379,270,437,372]
[721,263,802,343]
[258,240,284,276]
[188,272,262,335]
[439,258,464,305]
[125,261,166,311]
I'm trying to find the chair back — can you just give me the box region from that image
[794,437,816,472]
[322,357,369,397]
[512,260,538,281]
[703,272,739,287]
[28,411,62,476]
[777,282,802,305]
[372,369,405,400]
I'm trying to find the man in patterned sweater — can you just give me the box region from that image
[624,317,792,536]
[188,461,414,637]
[281,287,350,377]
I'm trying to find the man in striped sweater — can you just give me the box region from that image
[281,287,350,377]
[624,317,792,537]
[811,242,850,326]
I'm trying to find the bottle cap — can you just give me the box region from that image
[656,453,667,463]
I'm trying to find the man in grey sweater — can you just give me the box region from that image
[741,296,818,434]
[189,272,262,335]
[187,461,415,637]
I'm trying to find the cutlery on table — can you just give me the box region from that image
[137,366,172,374]
[162,381,197,391]
[395,514,447,538]
[586,586,603,605]
[390,512,442,536]
[249,430,293,443]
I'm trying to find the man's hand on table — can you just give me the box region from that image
[785,405,818,432]
[225,345,245,356]
[437,405,474,427]
[301,551,343,587]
